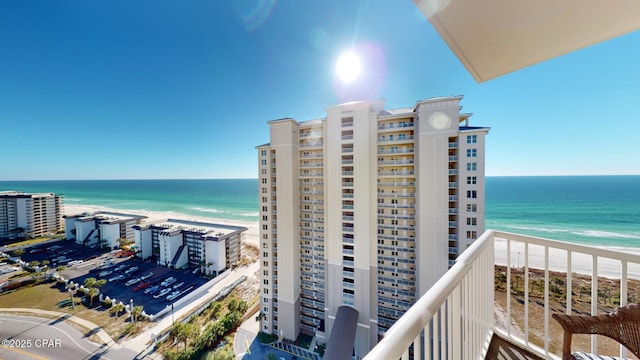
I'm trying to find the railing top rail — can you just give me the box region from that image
[363,230,495,359]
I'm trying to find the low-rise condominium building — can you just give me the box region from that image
[133,219,247,276]
[64,211,147,249]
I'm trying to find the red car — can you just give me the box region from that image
[134,282,151,291]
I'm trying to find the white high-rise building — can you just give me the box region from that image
[0,191,64,240]
[256,96,489,357]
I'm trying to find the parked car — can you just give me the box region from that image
[114,264,127,272]
[172,282,184,290]
[161,277,176,287]
[154,287,172,299]
[84,255,98,261]
[134,282,150,291]
[125,278,141,286]
[124,266,139,275]
[166,291,181,301]
[98,270,113,277]
[140,272,153,281]
[67,260,83,266]
[144,285,160,294]
[109,274,125,282]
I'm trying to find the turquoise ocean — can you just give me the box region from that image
[0,176,638,247]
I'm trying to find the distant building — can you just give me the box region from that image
[257,96,489,356]
[0,191,64,240]
[133,219,246,275]
[64,211,147,249]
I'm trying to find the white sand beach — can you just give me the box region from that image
[494,237,640,279]
[64,204,260,247]
[64,204,640,280]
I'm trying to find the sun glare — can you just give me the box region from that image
[336,51,362,83]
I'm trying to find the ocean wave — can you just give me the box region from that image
[238,212,259,217]
[501,225,640,240]
[575,230,640,239]
[190,207,223,214]
[503,225,570,234]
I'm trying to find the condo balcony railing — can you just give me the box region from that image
[364,230,640,360]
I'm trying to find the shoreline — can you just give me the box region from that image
[494,238,640,279]
[64,204,259,247]
[63,204,640,279]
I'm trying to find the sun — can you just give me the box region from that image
[336,51,362,83]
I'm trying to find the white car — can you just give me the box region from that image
[154,287,172,299]
[124,266,139,274]
[67,260,83,266]
[109,274,125,282]
[140,272,153,280]
[166,291,181,301]
[172,282,184,290]
[161,277,176,287]
[125,278,141,286]
[98,270,113,277]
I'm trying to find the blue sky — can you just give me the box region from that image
[1,1,639,180]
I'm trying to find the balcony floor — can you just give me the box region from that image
[487,334,545,360]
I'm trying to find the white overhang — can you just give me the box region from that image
[413,0,640,82]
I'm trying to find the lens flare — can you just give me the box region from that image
[333,43,386,102]
[336,52,362,83]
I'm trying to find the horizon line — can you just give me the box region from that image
[1,174,640,181]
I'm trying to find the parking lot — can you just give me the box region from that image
[6,240,209,316]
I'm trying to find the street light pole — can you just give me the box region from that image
[69,289,75,310]
[130,298,134,324]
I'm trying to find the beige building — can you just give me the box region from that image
[133,219,246,275]
[257,96,489,356]
[0,191,64,240]
[64,211,147,249]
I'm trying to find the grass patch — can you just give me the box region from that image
[3,238,55,248]
[257,331,277,344]
[0,281,144,341]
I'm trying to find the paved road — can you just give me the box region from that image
[0,314,137,360]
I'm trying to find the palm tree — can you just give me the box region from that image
[29,260,41,268]
[87,287,100,306]
[210,302,223,320]
[181,322,199,350]
[83,277,106,306]
[132,305,144,322]
[110,303,126,317]
[169,322,185,344]
[84,277,97,289]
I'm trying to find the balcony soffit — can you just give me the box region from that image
[413,0,640,82]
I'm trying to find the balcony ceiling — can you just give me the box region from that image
[413,0,640,82]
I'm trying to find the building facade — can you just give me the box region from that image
[133,219,246,275]
[64,211,147,249]
[0,191,64,240]
[256,96,489,357]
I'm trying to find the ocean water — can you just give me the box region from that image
[1,176,638,247]
[486,176,640,247]
[0,179,259,222]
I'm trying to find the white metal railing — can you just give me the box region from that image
[494,230,640,359]
[364,230,640,360]
[364,230,495,360]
